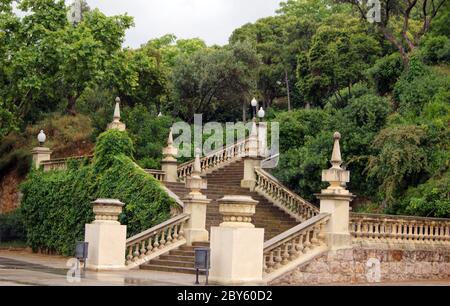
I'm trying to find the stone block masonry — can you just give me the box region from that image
[270,247,450,285]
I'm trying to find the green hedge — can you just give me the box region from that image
[20,129,175,256]
[0,210,26,243]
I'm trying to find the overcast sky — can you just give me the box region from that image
[78,0,283,48]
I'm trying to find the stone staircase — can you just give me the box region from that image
[141,242,210,275]
[164,160,300,241]
[139,161,302,275]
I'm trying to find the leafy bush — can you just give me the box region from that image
[20,129,175,256]
[394,61,450,116]
[393,173,450,218]
[367,53,404,95]
[0,210,26,243]
[0,136,32,178]
[421,35,450,64]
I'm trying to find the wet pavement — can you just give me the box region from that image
[0,250,198,286]
[0,250,449,286]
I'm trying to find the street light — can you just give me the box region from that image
[251,97,258,118]
[37,130,46,146]
[258,107,265,120]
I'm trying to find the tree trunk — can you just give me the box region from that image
[285,69,291,112]
[242,100,247,123]
[66,95,77,116]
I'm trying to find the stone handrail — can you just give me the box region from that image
[144,169,166,182]
[41,155,93,171]
[254,167,319,222]
[177,138,248,179]
[125,213,190,268]
[350,213,450,245]
[263,213,330,280]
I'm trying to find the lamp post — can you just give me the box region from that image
[37,130,46,146]
[251,97,258,119]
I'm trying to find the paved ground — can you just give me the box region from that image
[0,250,449,286]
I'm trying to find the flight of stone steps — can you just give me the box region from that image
[140,160,301,274]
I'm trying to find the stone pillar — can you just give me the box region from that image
[316,132,354,251]
[258,121,268,158]
[107,97,126,131]
[209,195,264,285]
[161,129,179,183]
[183,149,210,246]
[241,119,262,190]
[32,147,52,169]
[84,199,127,271]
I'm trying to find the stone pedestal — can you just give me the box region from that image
[84,199,127,271]
[258,122,268,158]
[107,98,126,131]
[316,132,354,251]
[183,150,210,245]
[32,147,52,169]
[241,157,262,191]
[209,196,264,285]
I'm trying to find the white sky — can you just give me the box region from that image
[79,0,283,48]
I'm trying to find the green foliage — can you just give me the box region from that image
[366,125,428,205]
[0,210,26,243]
[20,129,175,255]
[421,35,450,64]
[20,165,94,255]
[122,105,174,168]
[92,129,134,174]
[367,53,404,95]
[394,173,450,218]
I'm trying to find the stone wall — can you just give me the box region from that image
[270,246,450,285]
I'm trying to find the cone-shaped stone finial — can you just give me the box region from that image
[167,128,174,146]
[330,132,342,169]
[193,148,201,175]
[113,97,121,122]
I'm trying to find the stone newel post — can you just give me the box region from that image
[316,132,354,251]
[107,97,126,131]
[161,129,179,183]
[241,119,262,190]
[84,199,127,271]
[209,195,264,285]
[182,149,210,246]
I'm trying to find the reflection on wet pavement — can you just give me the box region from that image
[0,257,67,276]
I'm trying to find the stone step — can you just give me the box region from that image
[149,259,195,268]
[159,255,195,262]
[140,264,205,275]
[169,250,195,256]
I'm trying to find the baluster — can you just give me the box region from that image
[303,229,312,252]
[126,246,133,265]
[274,247,283,269]
[166,225,173,245]
[146,236,154,255]
[153,233,160,249]
[172,224,179,242]
[139,240,146,258]
[159,229,166,248]
[311,225,320,246]
[132,243,140,261]
[281,243,290,265]
[179,222,185,239]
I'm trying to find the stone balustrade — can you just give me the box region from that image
[263,213,330,280]
[125,214,190,268]
[350,213,450,246]
[144,169,166,182]
[254,167,319,222]
[41,155,93,172]
[177,138,248,179]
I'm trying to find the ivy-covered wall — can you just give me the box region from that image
[20,129,176,256]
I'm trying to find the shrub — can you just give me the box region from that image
[421,35,450,64]
[367,53,404,95]
[0,210,25,243]
[20,129,176,256]
[394,173,450,218]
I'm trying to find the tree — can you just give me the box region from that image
[337,0,448,65]
[171,42,260,122]
[297,16,381,107]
